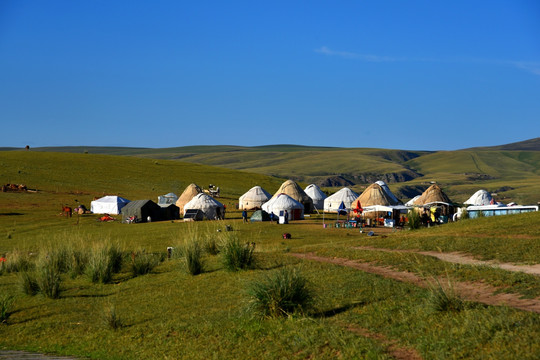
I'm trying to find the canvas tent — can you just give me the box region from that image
[323,187,359,212]
[464,189,493,206]
[304,184,326,211]
[176,183,203,215]
[91,196,130,215]
[405,195,421,207]
[158,193,178,207]
[183,193,225,220]
[239,186,272,210]
[250,209,272,222]
[274,180,314,213]
[160,204,180,220]
[262,193,304,220]
[121,200,163,223]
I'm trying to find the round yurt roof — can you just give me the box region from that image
[305,184,326,201]
[176,183,202,213]
[375,181,402,205]
[274,180,313,212]
[405,195,421,207]
[324,187,359,211]
[262,193,304,214]
[353,183,398,208]
[183,193,224,219]
[239,186,272,206]
[413,184,452,206]
[464,189,493,206]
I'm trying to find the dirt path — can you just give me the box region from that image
[353,246,540,276]
[290,253,540,314]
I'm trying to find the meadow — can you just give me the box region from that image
[1,151,540,359]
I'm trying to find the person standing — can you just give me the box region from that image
[242,209,248,223]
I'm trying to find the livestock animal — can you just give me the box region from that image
[62,206,72,218]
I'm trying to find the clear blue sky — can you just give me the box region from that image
[1,1,539,150]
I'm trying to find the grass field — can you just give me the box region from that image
[1,151,540,359]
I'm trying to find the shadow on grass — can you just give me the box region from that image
[312,302,368,318]
[0,212,24,216]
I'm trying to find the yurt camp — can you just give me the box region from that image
[352,182,406,226]
[176,183,203,215]
[239,186,272,210]
[412,184,455,222]
[91,195,130,215]
[262,193,304,220]
[304,184,327,211]
[183,193,225,220]
[121,200,163,223]
[274,180,314,213]
[323,187,359,213]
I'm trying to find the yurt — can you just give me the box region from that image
[464,189,493,206]
[175,183,203,215]
[91,196,130,215]
[262,193,304,220]
[375,181,402,205]
[250,210,272,222]
[183,193,225,220]
[239,186,272,210]
[121,200,163,223]
[413,184,455,220]
[274,180,313,213]
[157,193,178,207]
[353,183,399,208]
[405,195,421,207]
[323,187,359,213]
[304,184,326,211]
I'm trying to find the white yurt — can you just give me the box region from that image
[464,189,493,206]
[323,187,359,213]
[262,193,304,220]
[405,195,421,207]
[239,186,272,210]
[375,181,402,205]
[183,193,225,220]
[91,196,130,215]
[304,184,326,211]
[157,193,178,207]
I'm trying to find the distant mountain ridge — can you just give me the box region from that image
[465,137,540,151]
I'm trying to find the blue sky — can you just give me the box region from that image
[1,1,539,150]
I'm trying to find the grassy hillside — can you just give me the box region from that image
[1,150,540,359]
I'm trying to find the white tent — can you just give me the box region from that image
[262,193,304,220]
[375,181,402,205]
[304,184,326,211]
[405,195,421,207]
[91,196,130,215]
[183,193,225,220]
[323,187,359,212]
[239,186,272,210]
[157,193,178,207]
[464,190,493,206]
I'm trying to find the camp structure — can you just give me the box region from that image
[412,184,455,222]
[90,195,130,215]
[274,180,313,213]
[157,193,178,207]
[121,200,163,223]
[160,203,180,220]
[352,183,406,226]
[464,189,493,206]
[304,184,326,211]
[323,187,359,213]
[375,181,402,205]
[262,193,304,220]
[353,183,400,208]
[239,186,272,210]
[175,183,203,215]
[250,209,272,222]
[183,193,225,220]
[405,195,421,207]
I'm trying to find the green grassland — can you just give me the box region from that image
[1,151,540,359]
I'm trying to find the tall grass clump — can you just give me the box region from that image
[220,234,256,271]
[103,303,124,330]
[183,240,204,276]
[3,249,34,273]
[86,242,124,284]
[18,271,40,296]
[130,251,160,277]
[407,210,422,230]
[248,268,313,318]
[36,256,62,299]
[426,277,464,312]
[460,208,469,220]
[0,294,14,323]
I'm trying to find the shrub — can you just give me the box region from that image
[407,210,422,230]
[130,251,160,277]
[426,278,464,312]
[0,294,14,323]
[183,241,204,276]
[18,272,40,296]
[220,234,255,271]
[248,268,313,318]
